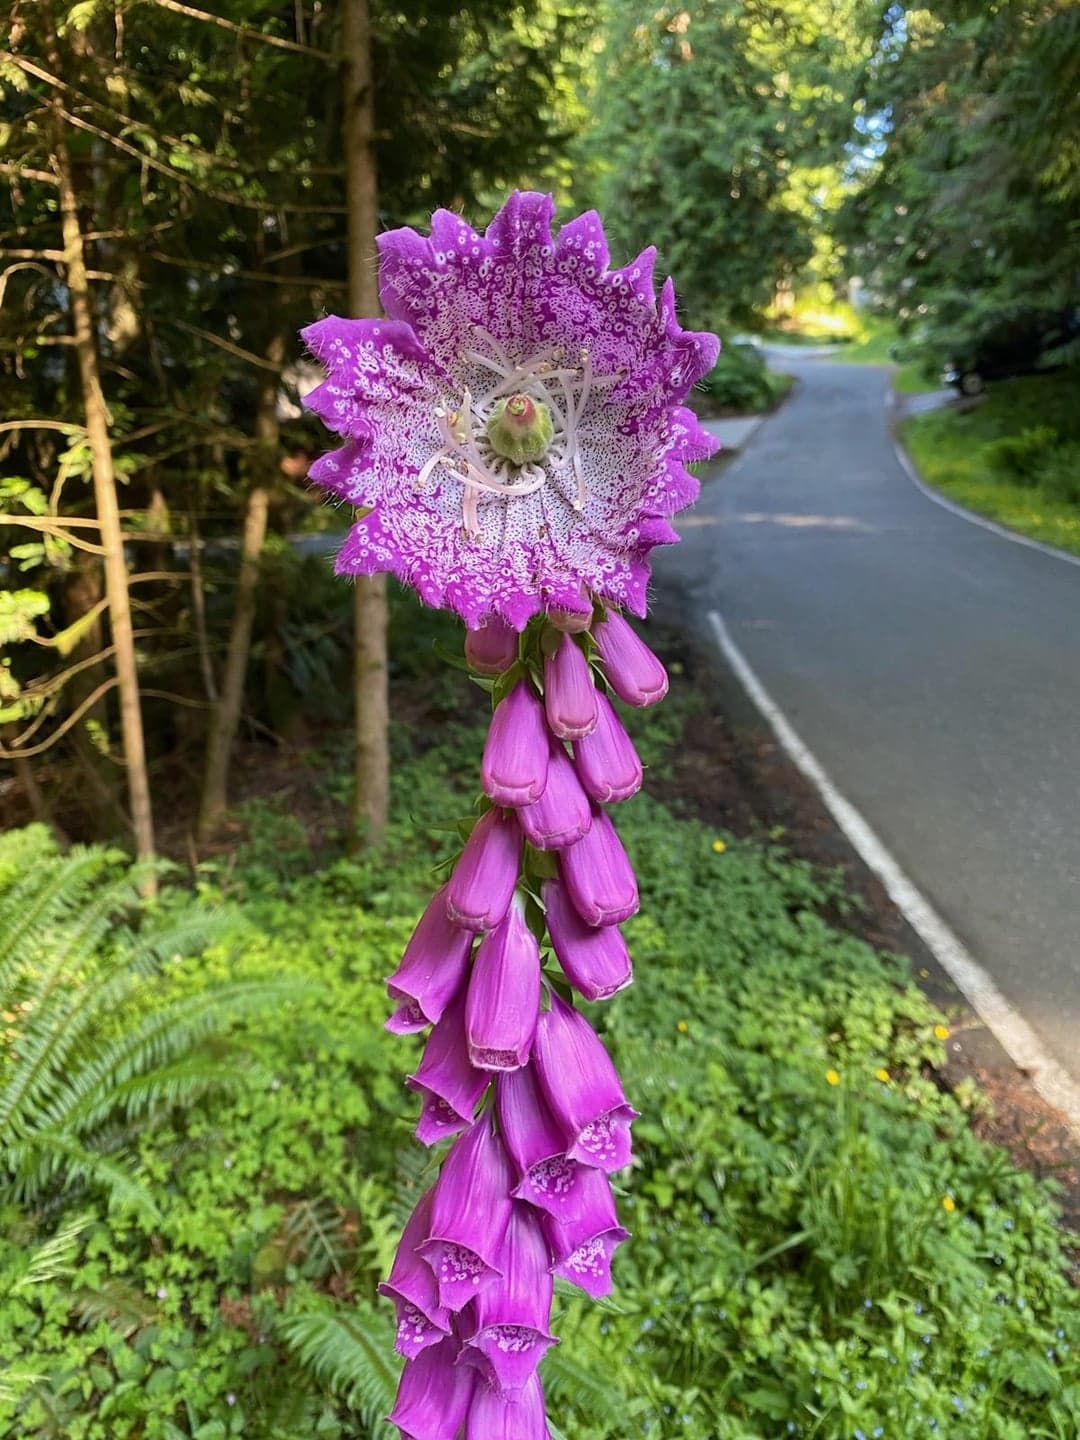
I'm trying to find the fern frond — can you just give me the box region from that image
[543,1344,629,1414]
[277,1305,399,1435]
[0,844,110,992]
[71,1277,159,1336]
[3,1128,157,1215]
[0,1368,46,1405]
[13,1211,93,1291]
[285,1196,349,1278]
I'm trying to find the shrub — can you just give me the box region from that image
[984,426,1060,486]
[696,343,779,414]
[1039,442,1080,505]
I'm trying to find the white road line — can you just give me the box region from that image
[891,432,1080,570]
[706,607,1080,1137]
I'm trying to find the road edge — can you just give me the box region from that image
[706,606,1080,1140]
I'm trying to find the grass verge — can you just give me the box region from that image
[900,372,1080,558]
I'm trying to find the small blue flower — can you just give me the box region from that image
[951,1395,965,1413]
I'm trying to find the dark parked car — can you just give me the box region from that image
[943,308,1080,395]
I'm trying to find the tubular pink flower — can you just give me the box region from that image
[418,1112,515,1311]
[459,1204,558,1395]
[558,806,639,927]
[406,989,489,1145]
[465,617,518,675]
[388,1336,477,1440]
[542,1167,629,1300]
[517,740,591,851]
[543,632,597,740]
[303,192,719,630]
[594,610,668,706]
[572,691,643,805]
[496,1064,589,1222]
[445,808,521,932]
[385,885,473,1034]
[542,877,632,1001]
[378,1189,452,1359]
[481,680,549,807]
[465,1371,548,1440]
[465,898,541,1071]
[532,992,638,1173]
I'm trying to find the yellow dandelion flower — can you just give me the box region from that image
[712,839,727,854]
[875,1068,890,1084]
[677,1020,689,1034]
[825,1069,841,1086]
[934,1024,950,1041]
[941,1195,956,1212]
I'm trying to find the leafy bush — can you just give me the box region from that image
[1039,442,1080,505]
[696,343,784,414]
[984,426,1060,487]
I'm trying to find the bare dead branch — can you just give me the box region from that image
[148,0,337,60]
[170,318,286,371]
[0,678,120,758]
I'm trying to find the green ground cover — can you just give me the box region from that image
[901,372,1080,558]
[2,606,1079,1439]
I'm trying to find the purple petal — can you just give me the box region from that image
[418,1113,515,1311]
[465,1370,549,1440]
[459,1205,557,1395]
[407,989,490,1145]
[532,993,638,1173]
[388,1335,476,1440]
[482,682,549,808]
[378,1190,452,1358]
[446,810,521,932]
[498,1065,590,1222]
[386,885,473,1033]
[571,693,642,805]
[542,878,632,1002]
[558,808,639,928]
[466,901,541,1071]
[594,611,668,707]
[517,741,591,851]
[543,634,597,741]
[466,617,520,675]
[542,1168,629,1300]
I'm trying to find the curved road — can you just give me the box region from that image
[654,356,1080,1090]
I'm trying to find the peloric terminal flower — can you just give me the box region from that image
[303,191,718,631]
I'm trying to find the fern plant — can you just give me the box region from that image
[0,824,293,1212]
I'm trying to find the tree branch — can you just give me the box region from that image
[148,0,338,60]
[170,318,286,371]
[0,678,120,759]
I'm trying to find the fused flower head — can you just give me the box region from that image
[303,192,719,630]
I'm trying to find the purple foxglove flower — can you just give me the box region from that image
[446,809,521,932]
[533,992,638,1172]
[459,1204,557,1395]
[542,878,632,1002]
[466,898,541,1071]
[558,807,639,928]
[543,633,597,741]
[517,741,591,851]
[542,1166,629,1300]
[481,681,549,808]
[378,1189,452,1359]
[388,1336,476,1440]
[407,989,490,1145]
[418,1113,515,1311]
[497,1064,589,1222]
[465,617,518,676]
[571,692,643,805]
[386,885,473,1034]
[465,1370,548,1440]
[594,610,668,707]
[304,195,719,632]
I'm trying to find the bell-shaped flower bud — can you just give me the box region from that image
[388,1335,476,1440]
[542,878,632,1001]
[533,992,638,1173]
[497,1064,589,1222]
[594,610,668,707]
[571,692,643,805]
[378,1189,452,1359]
[543,632,597,740]
[558,807,639,927]
[518,741,592,851]
[481,681,549,808]
[465,617,518,676]
[418,1113,515,1312]
[446,809,521,932]
[407,989,489,1145]
[542,1167,629,1300]
[466,897,541,1071]
[465,1370,548,1440]
[385,885,473,1034]
[459,1204,558,1395]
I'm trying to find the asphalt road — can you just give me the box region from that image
[654,356,1080,1087]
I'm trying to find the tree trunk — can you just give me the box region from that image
[343,0,390,848]
[54,118,156,887]
[195,337,283,842]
